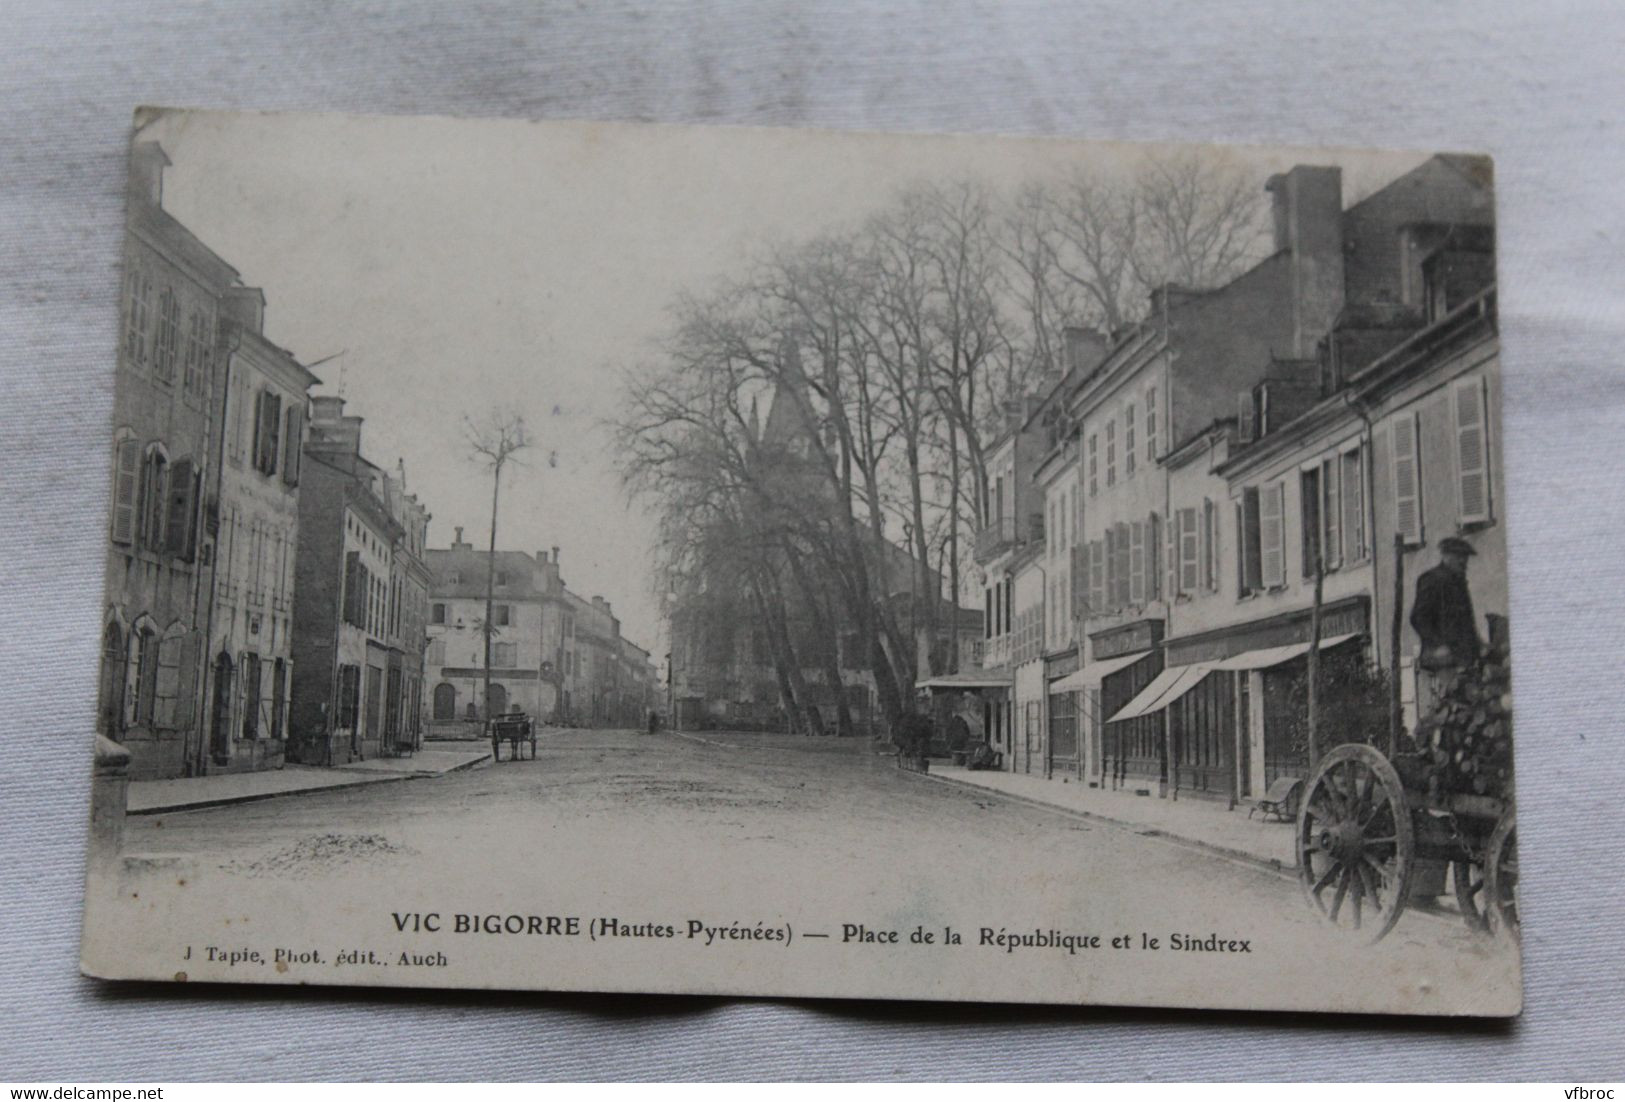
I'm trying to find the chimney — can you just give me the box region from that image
[1265,165,1345,357]
[220,286,266,335]
[310,395,345,425]
[128,141,170,207]
[1062,326,1109,376]
[551,546,560,566]
[451,526,471,551]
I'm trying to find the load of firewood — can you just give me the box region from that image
[1407,640,1515,802]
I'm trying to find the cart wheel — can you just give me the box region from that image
[1484,809,1519,943]
[1297,744,1414,943]
[1452,859,1490,933]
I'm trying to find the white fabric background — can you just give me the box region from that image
[2,0,1622,1081]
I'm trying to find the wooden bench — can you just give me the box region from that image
[1250,775,1303,822]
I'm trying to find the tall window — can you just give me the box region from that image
[99,622,127,737]
[152,288,179,383]
[139,445,169,552]
[252,390,283,476]
[125,269,151,365]
[183,310,210,395]
[271,658,287,741]
[240,652,262,740]
[494,604,512,626]
[1087,435,1099,496]
[127,624,157,728]
[431,602,446,624]
[1105,420,1117,486]
[493,642,516,667]
[1236,487,1264,596]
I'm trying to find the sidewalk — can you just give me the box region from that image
[925,764,1298,875]
[127,744,492,815]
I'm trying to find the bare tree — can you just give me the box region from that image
[466,410,532,734]
[1004,154,1266,343]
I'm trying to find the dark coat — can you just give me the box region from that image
[1410,563,1480,666]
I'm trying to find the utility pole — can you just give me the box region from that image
[466,412,531,740]
[1306,552,1325,773]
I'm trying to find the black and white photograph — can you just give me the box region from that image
[77,108,1522,1016]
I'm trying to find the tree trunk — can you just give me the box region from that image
[947,417,962,673]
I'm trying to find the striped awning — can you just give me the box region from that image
[1210,634,1360,671]
[1107,663,1215,722]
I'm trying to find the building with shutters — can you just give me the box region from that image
[286,395,408,764]
[983,154,1497,806]
[197,289,320,773]
[99,141,248,779]
[384,469,433,753]
[1097,154,1496,806]
[423,538,568,732]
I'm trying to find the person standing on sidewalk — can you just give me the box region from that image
[1409,536,1482,714]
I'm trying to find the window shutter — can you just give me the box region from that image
[1089,539,1104,615]
[1179,506,1199,593]
[1261,482,1285,587]
[1115,523,1131,609]
[1237,390,1255,443]
[1148,512,1161,600]
[265,393,283,476]
[1392,413,1423,544]
[283,401,304,486]
[111,436,139,544]
[141,453,168,552]
[343,551,362,626]
[1235,501,1248,594]
[1103,528,1116,611]
[1322,458,1342,568]
[1071,543,1086,618]
[1343,448,1366,562]
[1454,376,1491,524]
[1129,521,1145,604]
[165,457,196,560]
[1203,498,1218,591]
[251,391,266,472]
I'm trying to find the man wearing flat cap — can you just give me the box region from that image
[1410,536,1482,672]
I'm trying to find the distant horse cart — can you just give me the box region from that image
[490,710,537,762]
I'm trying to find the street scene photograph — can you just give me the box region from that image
[82,108,1517,1016]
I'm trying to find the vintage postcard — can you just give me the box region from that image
[83,108,1518,1015]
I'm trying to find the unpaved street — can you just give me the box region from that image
[133,728,1487,949]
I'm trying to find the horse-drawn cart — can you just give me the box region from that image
[1295,646,1518,943]
[490,711,537,762]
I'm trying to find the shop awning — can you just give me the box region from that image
[918,667,1013,690]
[1210,634,1360,671]
[1107,663,1215,723]
[1048,651,1153,694]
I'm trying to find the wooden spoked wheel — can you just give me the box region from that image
[1297,744,1415,943]
[1452,858,1490,932]
[1483,809,1519,943]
